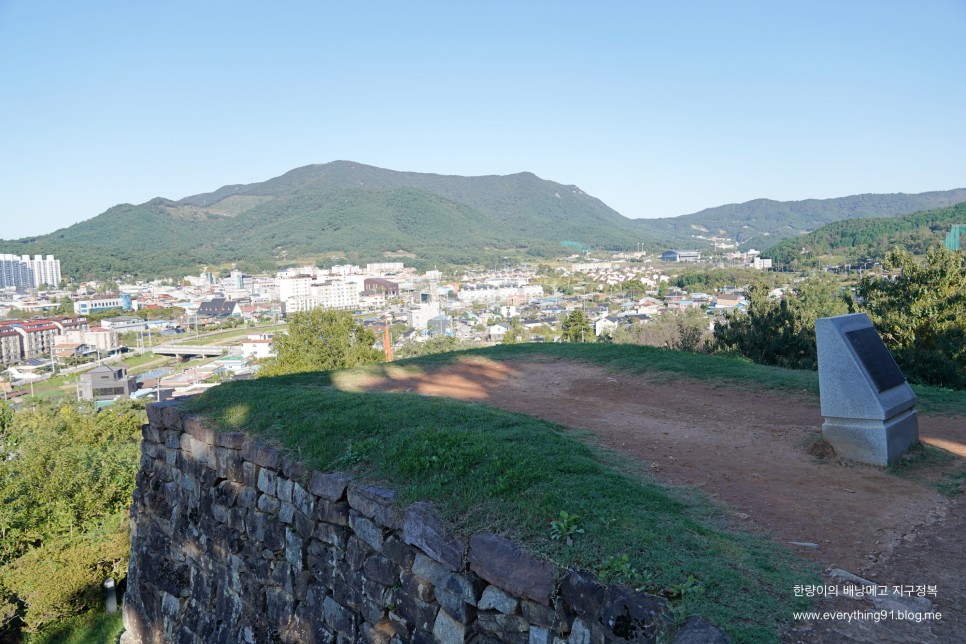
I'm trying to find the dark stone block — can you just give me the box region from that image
[476,611,530,643]
[520,600,567,631]
[215,430,247,449]
[279,501,296,524]
[309,472,352,501]
[672,616,732,644]
[350,511,385,551]
[182,414,213,443]
[361,617,405,644]
[282,456,308,482]
[293,481,314,515]
[439,572,485,608]
[216,448,244,481]
[435,587,477,624]
[285,527,304,569]
[245,511,268,543]
[294,605,337,644]
[147,399,181,428]
[243,443,283,470]
[264,519,285,552]
[242,461,258,487]
[143,423,162,443]
[468,534,556,606]
[257,468,278,496]
[214,480,242,507]
[334,561,365,610]
[560,570,606,619]
[324,597,359,637]
[597,585,669,642]
[411,629,436,644]
[395,594,439,632]
[316,499,350,526]
[364,554,399,586]
[347,535,371,571]
[348,483,398,528]
[237,486,258,509]
[229,507,248,535]
[363,577,392,606]
[294,570,313,602]
[402,501,466,572]
[277,477,294,503]
[155,559,191,597]
[383,534,416,570]
[272,561,295,594]
[293,509,316,540]
[266,586,296,629]
[400,571,435,603]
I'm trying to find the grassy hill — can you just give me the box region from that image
[186,343,823,642]
[763,200,966,266]
[635,189,966,251]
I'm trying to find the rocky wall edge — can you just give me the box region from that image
[121,400,730,644]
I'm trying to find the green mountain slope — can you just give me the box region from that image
[5,162,647,279]
[4,160,964,280]
[179,161,640,246]
[635,190,966,250]
[764,201,966,265]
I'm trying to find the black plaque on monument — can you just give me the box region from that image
[845,327,905,393]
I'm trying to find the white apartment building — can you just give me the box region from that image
[314,280,359,310]
[278,276,314,301]
[281,279,360,315]
[0,254,61,288]
[56,326,120,353]
[457,283,544,304]
[408,301,441,330]
[366,262,405,275]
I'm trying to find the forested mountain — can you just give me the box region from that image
[636,189,966,249]
[4,162,647,279]
[764,201,966,266]
[3,160,964,280]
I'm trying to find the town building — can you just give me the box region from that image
[79,365,138,401]
[0,254,61,288]
[659,250,701,262]
[73,294,134,315]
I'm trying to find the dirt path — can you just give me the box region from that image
[347,356,966,642]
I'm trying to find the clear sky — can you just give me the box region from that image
[1,0,965,240]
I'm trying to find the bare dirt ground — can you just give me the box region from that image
[349,356,966,643]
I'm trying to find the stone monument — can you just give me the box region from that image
[816,313,919,466]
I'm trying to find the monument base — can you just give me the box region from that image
[822,407,919,466]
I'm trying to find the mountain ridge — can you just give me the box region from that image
[3,161,964,279]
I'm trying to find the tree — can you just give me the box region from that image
[713,287,818,369]
[613,309,709,352]
[561,310,594,343]
[258,309,382,377]
[0,400,144,634]
[853,245,966,388]
[501,318,525,344]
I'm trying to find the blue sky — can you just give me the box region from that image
[1,1,964,239]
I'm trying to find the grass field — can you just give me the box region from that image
[185,344,845,642]
[27,610,123,644]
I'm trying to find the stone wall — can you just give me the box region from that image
[122,401,729,643]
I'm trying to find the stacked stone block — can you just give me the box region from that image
[122,401,728,643]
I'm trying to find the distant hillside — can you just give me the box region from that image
[4,161,964,280]
[4,162,649,279]
[635,189,966,250]
[764,200,966,266]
